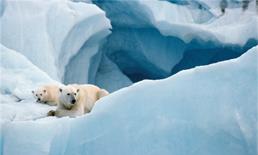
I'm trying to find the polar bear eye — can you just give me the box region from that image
[67,93,70,96]
[74,93,76,96]
[40,94,42,96]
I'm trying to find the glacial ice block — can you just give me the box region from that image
[1,46,257,155]
[0,0,111,82]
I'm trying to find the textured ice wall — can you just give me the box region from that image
[0,0,111,83]
[93,0,258,91]
[1,0,257,92]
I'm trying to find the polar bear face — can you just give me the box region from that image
[32,87,48,103]
[59,86,79,109]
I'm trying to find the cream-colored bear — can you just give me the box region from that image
[47,84,109,117]
[32,84,60,106]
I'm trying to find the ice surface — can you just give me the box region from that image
[0,44,55,100]
[139,0,258,44]
[1,0,257,92]
[0,44,57,123]
[0,1,257,153]
[93,0,258,90]
[1,46,257,155]
[95,55,132,92]
[0,0,111,82]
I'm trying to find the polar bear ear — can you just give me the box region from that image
[59,88,62,92]
[43,90,46,93]
[77,89,79,92]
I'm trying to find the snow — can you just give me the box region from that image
[0,0,111,82]
[141,0,258,44]
[1,0,257,91]
[1,46,257,155]
[0,44,55,99]
[0,44,57,123]
[93,0,257,90]
[0,1,257,154]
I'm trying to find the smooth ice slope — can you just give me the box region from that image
[1,46,257,155]
[0,44,57,123]
[0,0,111,82]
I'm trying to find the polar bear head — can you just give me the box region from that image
[59,85,80,109]
[32,87,48,103]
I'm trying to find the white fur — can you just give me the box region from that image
[32,84,60,106]
[48,84,109,117]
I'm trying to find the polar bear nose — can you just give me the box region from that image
[71,99,76,104]
[37,98,40,102]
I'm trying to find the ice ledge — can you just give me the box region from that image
[1,46,257,155]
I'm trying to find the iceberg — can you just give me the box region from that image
[1,1,257,155]
[1,46,257,155]
[0,0,111,83]
[93,0,258,90]
[1,0,257,92]
[0,44,57,123]
[0,44,55,100]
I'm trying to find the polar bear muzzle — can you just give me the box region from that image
[71,99,76,104]
[70,95,76,104]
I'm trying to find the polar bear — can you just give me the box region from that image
[47,84,109,117]
[32,84,60,106]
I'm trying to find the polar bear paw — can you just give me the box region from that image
[47,110,55,116]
